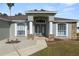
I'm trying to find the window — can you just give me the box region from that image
[34,16,48,23]
[17,23,25,36]
[77,27,79,29]
[58,23,66,36]
[36,20,45,23]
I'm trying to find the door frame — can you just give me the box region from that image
[35,23,46,36]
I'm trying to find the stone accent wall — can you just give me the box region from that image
[48,34,54,39]
[47,34,54,41]
[27,34,34,40]
[71,22,77,39]
[77,33,79,39]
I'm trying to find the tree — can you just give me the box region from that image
[7,3,14,16]
[2,13,8,16]
[17,13,23,16]
[0,12,8,16]
[0,12,2,16]
[15,14,17,16]
[15,13,23,16]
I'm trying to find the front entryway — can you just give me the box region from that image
[34,16,48,37]
[35,24,46,36]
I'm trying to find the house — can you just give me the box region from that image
[0,9,77,41]
[77,21,79,33]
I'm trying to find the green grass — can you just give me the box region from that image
[31,41,79,56]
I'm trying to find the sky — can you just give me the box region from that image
[0,3,79,20]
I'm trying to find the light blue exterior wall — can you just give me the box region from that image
[10,22,28,40]
[0,21,72,40]
[0,21,10,40]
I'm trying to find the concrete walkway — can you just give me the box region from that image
[0,39,47,56]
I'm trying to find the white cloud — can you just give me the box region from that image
[62,7,75,12]
[41,5,56,11]
[61,3,76,7]
[56,7,75,19]
[25,4,56,11]
[56,3,75,15]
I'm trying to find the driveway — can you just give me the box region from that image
[0,39,47,56]
[0,39,18,56]
[0,39,36,56]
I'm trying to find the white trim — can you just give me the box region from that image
[49,22,53,34]
[56,23,68,37]
[15,23,17,36]
[12,20,25,22]
[49,16,54,21]
[25,23,27,36]
[66,23,68,37]
[29,22,33,34]
[15,23,27,36]
[56,23,58,36]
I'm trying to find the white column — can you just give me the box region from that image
[49,22,53,34]
[66,23,68,36]
[25,23,27,36]
[15,23,17,36]
[29,21,33,34]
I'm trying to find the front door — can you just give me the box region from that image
[35,24,46,36]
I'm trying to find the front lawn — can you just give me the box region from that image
[31,41,79,56]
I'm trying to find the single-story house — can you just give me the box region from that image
[0,9,77,41]
[77,21,79,33]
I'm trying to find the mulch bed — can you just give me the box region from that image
[46,38,79,45]
[6,40,20,44]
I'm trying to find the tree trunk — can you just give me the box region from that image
[10,8,11,16]
[8,8,11,42]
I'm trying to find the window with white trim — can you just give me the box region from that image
[17,23,25,36]
[58,23,66,36]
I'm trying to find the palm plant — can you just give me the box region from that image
[7,3,14,16]
[7,3,14,42]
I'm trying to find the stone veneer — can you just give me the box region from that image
[48,34,54,39]
[47,34,54,41]
[71,22,77,39]
[27,34,34,40]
